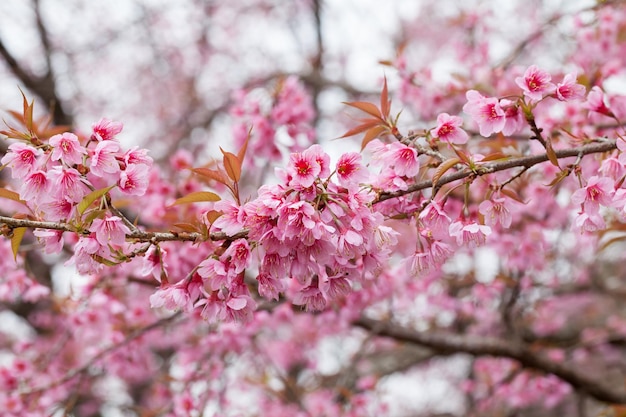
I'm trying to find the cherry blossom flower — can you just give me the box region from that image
[118,163,150,196]
[48,167,90,203]
[515,65,555,102]
[584,86,614,117]
[287,147,322,188]
[463,90,506,136]
[20,170,49,203]
[91,118,123,141]
[1,143,41,178]
[571,175,614,215]
[212,200,246,236]
[479,196,514,228]
[335,152,367,186]
[90,140,121,177]
[419,200,452,240]
[449,221,491,247]
[90,215,131,248]
[555,73,586,101]
[49,132,86,165]
[430,113,469,144]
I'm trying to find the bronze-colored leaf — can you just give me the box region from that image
[343,101,382,119]
[172,191,221,206]
[432,158,461,186]
[361,125,387,150]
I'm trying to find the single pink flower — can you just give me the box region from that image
[48,167,90,203]
[463,90,506,137]
[90,140,121,177]
[571,175,614,215]
[49,132,86,165]
[479,197,514,228]
[335,152,367,185]
[91,118,123,141]
[90,215,131,248]
[118,163,150,196]
[1,143,41,178]
[449,220,491,247]
[431,113,469,144]
[515,65,555,102]
[287,148,322,188]
[20,170,49,203]
[584,86,614,117]
[555,73,586,101]
[387,142,420,177]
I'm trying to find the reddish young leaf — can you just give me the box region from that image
[236,127,252,166]
[221,148,242,183]
[343,101,383,119]
[361,125,387,150]
[340,119,382,139]
[380,76,390,119]
[172,191,221,206]
[192,167,229,186]
[500,187,527,204]
[11,227,26,261]
[432,158,461,186]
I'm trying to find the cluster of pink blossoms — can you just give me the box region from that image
[151,145,398,321]
[1,118,152,272]
[230,76,316,164]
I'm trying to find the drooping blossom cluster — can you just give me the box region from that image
[151,144,398,321]
[1,118,153,273]
[230,76,316,164]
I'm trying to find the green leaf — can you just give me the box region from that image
[78,185,115,215]
[10,227,26,261]
[172,191,221,206]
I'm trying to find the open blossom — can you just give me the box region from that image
[386,142,420,177]
[1,143,41,178]
[336,152,367,185]
[90,215,131,248]
[20,170,49,203]
[431,113,469,144]
[90,140,121,177]
[571,175,614,215]
[479,196,514,228]
[499,99,524,136]
[49,132,86,165]
[48,167,90,203]
[463,90,506,137]
[515,65,555,102]
[584,86,614,117]
[91,118,123,141]
[555,73,586,101]
[118,163,150,196]
[287,147,322,188]
[449,221,491,247]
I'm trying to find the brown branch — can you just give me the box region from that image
[354,316,626,404]
[19,312,182,395]
[0,216,248,243]
[375,140,617,203]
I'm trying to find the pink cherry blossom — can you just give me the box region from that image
[430,113,469,144]
[91,118,123,141]
[90,215,131,248]
[515,65,555,102]
[20,170,49,203]
[479,196,514,228]
[386,142,420,177]
[463,90,506,136]
[287,147,322,188]
[449,220,491,247]
[571,175,614,215]
[48,167,90,203]
[118,163,150,196]
[90,139,121,177]
[49,132,86,165]
[584,86,614,117]
[1,143,41,178]
[555,72,586,101]
[335,152,367,186]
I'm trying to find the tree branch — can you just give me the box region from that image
[375,140,617,203]
[354,316,626,404]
